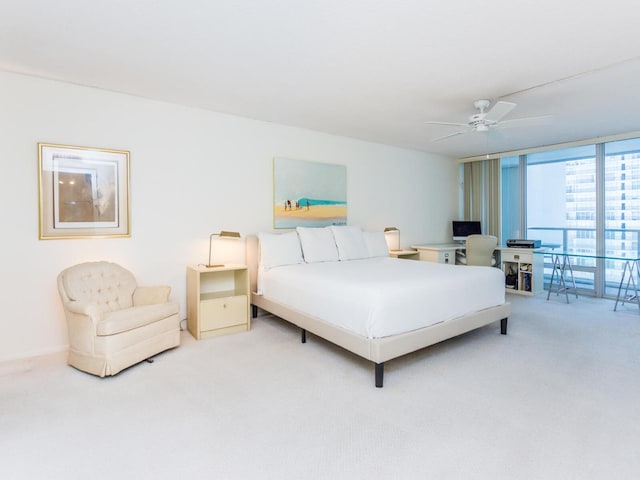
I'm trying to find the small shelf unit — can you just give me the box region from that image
[187,264,250,339]
[501,248,544,296]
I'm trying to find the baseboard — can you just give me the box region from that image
[0,358,35,376]
[0,344,67,368]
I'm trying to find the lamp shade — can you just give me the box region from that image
[384,227,401,251]
[218,230,241,239]
[207,231,241,268]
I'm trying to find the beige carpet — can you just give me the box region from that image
[1,293,639,479]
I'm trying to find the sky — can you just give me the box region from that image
[273,157,346,203]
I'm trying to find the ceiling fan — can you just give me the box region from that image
[426,99,550,142]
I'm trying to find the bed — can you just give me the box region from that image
[247,227,511,387]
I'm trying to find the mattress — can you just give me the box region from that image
[259,257,506,338]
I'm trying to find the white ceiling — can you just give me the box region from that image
[2,0,640,159]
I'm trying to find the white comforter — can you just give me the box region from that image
[259,257,506,338]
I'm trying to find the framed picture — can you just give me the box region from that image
[38,143,130,239]
[273,157,347,228]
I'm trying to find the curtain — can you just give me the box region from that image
[463,158,501,241]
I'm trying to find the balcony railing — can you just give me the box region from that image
[527,226,640,297]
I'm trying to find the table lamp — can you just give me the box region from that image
[384,227,401,251]
[207,230,241,268]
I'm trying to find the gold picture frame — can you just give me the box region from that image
[38,143,130,239]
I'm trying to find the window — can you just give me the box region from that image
[524,146,597,293]
[604,137,640,295]
[501,139,640,297]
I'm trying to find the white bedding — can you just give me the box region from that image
[259,257,506,339]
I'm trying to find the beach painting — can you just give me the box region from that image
[273,157,347,228]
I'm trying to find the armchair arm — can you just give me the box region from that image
[65,301,104,322]
[63,301,104,354]
[133,286,171,306]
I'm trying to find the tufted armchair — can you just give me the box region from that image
[57,261,181,377]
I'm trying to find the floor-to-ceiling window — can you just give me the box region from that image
[527,146,597,294]
[604,137,640,296]
[500,135,640,298]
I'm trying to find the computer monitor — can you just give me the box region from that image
[452,220,482,242]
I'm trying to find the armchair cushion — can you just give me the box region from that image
[97,302,180,336]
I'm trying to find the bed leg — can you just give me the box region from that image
[301,329,306,343]
[251,305,258,318]
[375,362,384,388]
[500,317,508,335]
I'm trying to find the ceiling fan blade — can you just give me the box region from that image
[425,121,468,127]
[430,130,467,142]
[484,101,516,123]
[497,115,553,129]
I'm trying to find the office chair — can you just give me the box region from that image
[465,234,498,266]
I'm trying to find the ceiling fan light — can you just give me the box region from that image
[473,99,491,112]
[476,124,489,132]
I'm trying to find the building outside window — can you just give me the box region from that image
[501,137,640,298]
[604,138,640,296]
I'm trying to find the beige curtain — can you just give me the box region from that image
[463,158,501,242]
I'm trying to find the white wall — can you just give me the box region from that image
[0,70,458,362]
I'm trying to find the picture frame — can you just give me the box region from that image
[38,143,130,239]
[273,157,347,229]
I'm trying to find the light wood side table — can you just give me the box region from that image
[389,249,420,260]
[186,264,250,339]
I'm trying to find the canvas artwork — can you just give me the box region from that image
[273,157,347,228]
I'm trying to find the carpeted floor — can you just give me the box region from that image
[1,293,639,479]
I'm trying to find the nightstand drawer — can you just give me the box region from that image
[200,295,248,331]
[502,250,533,263]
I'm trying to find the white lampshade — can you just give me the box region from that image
[207,231,241,268]
[384,227,401,251]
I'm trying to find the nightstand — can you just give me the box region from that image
[389,249,420,260]
[186,264,250,339]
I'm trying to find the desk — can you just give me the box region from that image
[412,244,546,295]
[410,243,506,266]
[410,243,461,264]
[535,250,640,311]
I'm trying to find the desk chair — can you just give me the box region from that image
[465,234,498,266]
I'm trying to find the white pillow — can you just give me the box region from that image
[330,226,368,261]
[296,227,339,263]
[363,231,390,258]
[258,231,304,270]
